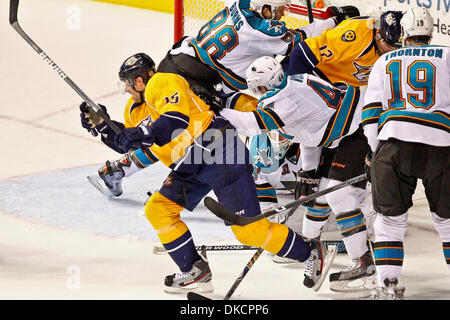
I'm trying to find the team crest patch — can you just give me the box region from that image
[125,56,138,66]
[342,30,356,42]
[163,176,173,186]
[164,92,179,104]
[352,62,372,83]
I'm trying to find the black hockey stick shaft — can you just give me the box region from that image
[187,247,265,301]
[9,0,120,134]
[205,173,367,226]
[306,0,314,23]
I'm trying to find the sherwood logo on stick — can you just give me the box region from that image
[39,52,67,79]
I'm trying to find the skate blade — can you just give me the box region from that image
[329,274,377,298]
[370,287,405,300]
[164,281,214,295]
[272,256,298,264]
[87,175,118,198]
[312,245,338,292]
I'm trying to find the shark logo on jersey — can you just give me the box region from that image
[352,62,373,83]
[267,20,283,33]
[254,147,273,167]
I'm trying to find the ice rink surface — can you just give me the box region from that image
[1,0,449,307]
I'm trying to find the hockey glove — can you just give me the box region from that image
[80,102,109,136]
[328,6,360,24]
[114,126,155,152]
[364,151,373,183]
[295,169,321,207]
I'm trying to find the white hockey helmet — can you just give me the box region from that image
[401,7,433,43]
[246,56,285,95]
[249,0,291,17]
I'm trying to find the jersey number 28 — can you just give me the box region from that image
[196,8,239,60]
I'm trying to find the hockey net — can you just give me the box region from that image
[174,0,384,42]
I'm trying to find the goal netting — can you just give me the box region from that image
[174,0,384,42]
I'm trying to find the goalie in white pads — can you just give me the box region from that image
[362,7,450,299]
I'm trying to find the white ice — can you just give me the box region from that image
[1,0,449,301]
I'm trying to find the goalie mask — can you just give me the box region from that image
[400,7,433,44]
[118,53,156,93]
[246,56,285,95]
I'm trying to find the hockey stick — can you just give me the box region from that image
[187,247,265,300]
[152,244,259,254]
[205,173,367,226]
[187,204,304,300]
[9,0,120,134]
[305,0,314,23]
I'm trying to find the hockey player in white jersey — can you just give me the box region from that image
[249,132,301,212]
[220,56,376,291]
[362,7,450,299]
[249,132,304,264]
[249,132,345,267]
[157,0,358,112]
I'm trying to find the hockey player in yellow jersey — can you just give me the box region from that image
[287,10,404,86]
[80,53,330,294]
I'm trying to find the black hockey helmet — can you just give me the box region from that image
[377,11,403,48]
[118,53,156,87]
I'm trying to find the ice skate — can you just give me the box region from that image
[303,239,338,291]
[379,279,405,300]
[329,250,376,296]
[164,249,213,294]
[87,160,124,197]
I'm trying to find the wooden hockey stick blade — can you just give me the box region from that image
[204,173,367,226]
[187,292,212,300]
[9,0,120,133]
